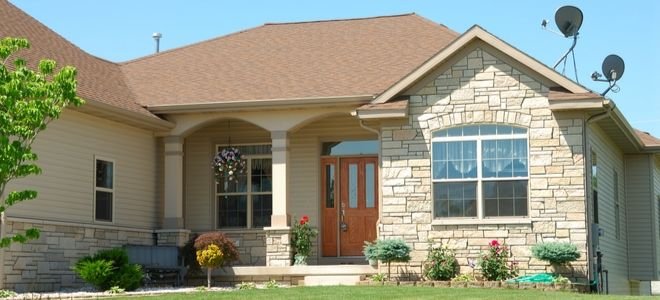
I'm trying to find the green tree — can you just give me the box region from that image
[0,37,83,247]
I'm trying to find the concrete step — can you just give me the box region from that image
[303,275,364,286]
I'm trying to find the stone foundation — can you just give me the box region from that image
[155,229,190,247]
[1,218,154,292]
[265,228,292,267]
[224,231,268,266]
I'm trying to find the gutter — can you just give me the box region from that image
[357,120,383,240]
[146,95,374,114]
[75,99,174,131]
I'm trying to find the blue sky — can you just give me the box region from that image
[10,0,660,137]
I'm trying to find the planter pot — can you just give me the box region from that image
[368,259,378,267]
[293,254,308,265]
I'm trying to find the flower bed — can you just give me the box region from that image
[355,280,589,293]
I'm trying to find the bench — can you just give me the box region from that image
[125,245,187,286]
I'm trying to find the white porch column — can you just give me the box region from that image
[265,130,292,266]
[163,136,184,229]
[269,130,290,228]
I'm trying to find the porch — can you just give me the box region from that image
[158,105,385,267]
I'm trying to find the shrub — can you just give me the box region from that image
[193,232,239,265]
[73,248,143,291]
[451,273,476,282]
[531,242,581,265]
[194,232,239,288]
[373,239,411,280]
[479,240,517,281]
[423,244,459,281]
[370,273,386,282]
[237,282,256,290]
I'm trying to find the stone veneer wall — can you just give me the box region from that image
[2,219,154,292]
[223,231,268,266]
[379,48,588,280]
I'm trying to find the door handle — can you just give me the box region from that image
[340,203,347,231]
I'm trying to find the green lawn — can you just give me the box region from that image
[116,286,652,300]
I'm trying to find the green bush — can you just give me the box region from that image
[371,239,411,280]
[73,248,143,291]
[479,240,517,281]
[531,242,580,265]
[423,244,459,281]
[362,241,378,263]
[451,273,476,282]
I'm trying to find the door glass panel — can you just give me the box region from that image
[322,140,379,155]
[366,163,375,208]
[349,163,358,208]
[325,164,335,208]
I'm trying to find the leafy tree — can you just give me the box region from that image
[0,37,84,247]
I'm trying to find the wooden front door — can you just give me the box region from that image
[321,156,378,257]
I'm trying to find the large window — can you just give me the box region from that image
[216,144,272,229]
[432,125,528,219]
[95,158,114,222]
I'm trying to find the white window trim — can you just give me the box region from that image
[430,127,530,223]
[93,156,115,224]
[214,143,272,229]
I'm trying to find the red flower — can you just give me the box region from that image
[489,240,500,247]
[300,215,309,225]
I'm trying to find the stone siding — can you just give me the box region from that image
[2,219,153,292]
[224,231,268,266]
[265,229,293,267]
[379,48,588,281]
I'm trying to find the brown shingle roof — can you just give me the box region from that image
[547,87,602,101]
[0,0,157,118]
[635,129,660,147]
[121,13,458,107]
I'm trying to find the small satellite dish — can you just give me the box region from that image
[555,6,583,37]
[591,54,625,96]
[601,54,625,81]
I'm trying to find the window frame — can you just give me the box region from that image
[431,125,530,225]
[94,156,115,223]
[214,143,272,229]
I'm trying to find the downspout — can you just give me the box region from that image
[358,119,383,239]
[583,100,615,287]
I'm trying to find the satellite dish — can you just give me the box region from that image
[601,54,625,81]
[555,6,583,37]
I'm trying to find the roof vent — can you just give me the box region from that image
[152,32,162,53]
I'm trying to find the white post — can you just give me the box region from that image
[268,130,290,228]
[163,136,184,229]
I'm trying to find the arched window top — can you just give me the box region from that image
[432,124,527,138]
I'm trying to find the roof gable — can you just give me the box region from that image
[372,25,590,104]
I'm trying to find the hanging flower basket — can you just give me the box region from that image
[213,147,246,182]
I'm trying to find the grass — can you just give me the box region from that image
[115,286,653,300]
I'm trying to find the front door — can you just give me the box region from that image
[321,156,378,257]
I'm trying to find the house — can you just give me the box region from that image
[2,0,660,294]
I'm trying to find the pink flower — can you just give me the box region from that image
[489,240,500,247]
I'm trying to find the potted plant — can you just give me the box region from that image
[363,241,379,266]
[292,215,318,265]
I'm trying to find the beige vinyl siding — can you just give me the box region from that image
[588,124,628,294]
[625,154,655,280]
[184,120,270,231]
[655,156,660,279]
[6,110,159,229]
[183,115,376,232]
